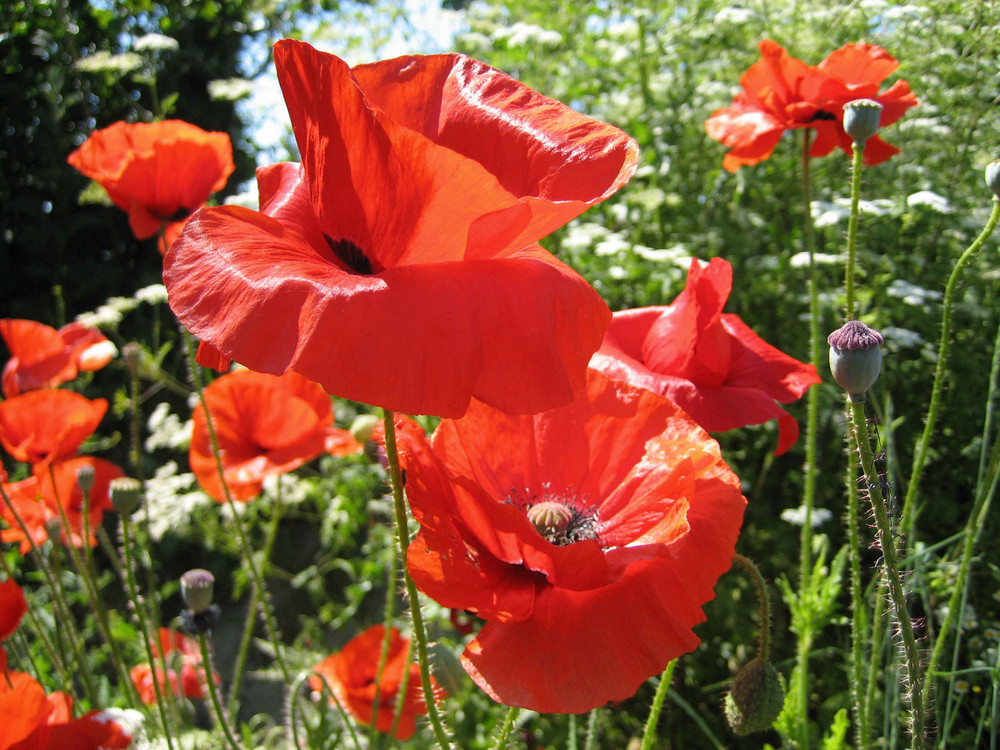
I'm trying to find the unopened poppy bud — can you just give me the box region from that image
[109,477,143,517]
[985,159,1000,198]
[76,464,96,494]
[828,321,884,402]
[121,342,142,374]
[724,657,785,736]
[180,568,215,614]
[349,413,380,444]
[527,501,573,537]
[843,99,883,145]
[44,516,62,544]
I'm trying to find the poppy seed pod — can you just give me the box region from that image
[985,159,1000,198]
[828,321,884,401]
[843,99,883,145]
[180,568,215,614]
[724,657,785,736]
[110,477,143,517]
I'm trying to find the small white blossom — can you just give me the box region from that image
[143,462,211,541]
[781,505,833,528]
[145,402,193,452]
[133,33,179,53]
[907,190,952,213]
[208,78,254,101]
[134,283,169,305]
[76,51,144,75]
[886,279,942,306]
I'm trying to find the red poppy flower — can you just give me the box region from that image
[706,39,917,171]
[0,578,27,643]
[0,390,108,466]
[130,627,215,704]
[396,368,746,713]
[0,670,132,750]
[164,39,638,418]
[189,369,362,502]
[0,457,123,553]
[67,119,234,251]
[591,258,819,455]
[1,319,115,398]
[310,624,439,740]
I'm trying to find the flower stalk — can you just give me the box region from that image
[381,408,452,750]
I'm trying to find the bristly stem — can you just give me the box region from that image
[842,141,872,747]
[381,408,452,750]
[369,526,399,748]
[180,327,292,685]
[848,400,925,748]
[120,515,176,750]
[733,554,772,662]
[197,631,243,750]
[902,198,1000,535]
[492,705,519,749]
[797,127,821,750]
[844,141,865,319]
[640,660,678,750]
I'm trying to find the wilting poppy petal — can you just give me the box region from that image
[310,624,440,740]
[395,369,746,713]
[0,390,108,466]
[189,369,346,502]
[591,258,819,455]
[67,120,234,244]
[706,39,917,170]
[166,40,636,418]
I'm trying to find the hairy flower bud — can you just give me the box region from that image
[828,321,884,401]
[725,658,785,736]
[109,476,143,517]
[843,99,883,145]
[986,159,1000,199]
[121,342,142,375]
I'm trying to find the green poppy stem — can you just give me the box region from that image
[841,139,872,748]
[196,631,243,750]
[120,515,177,750]
[796,126,821,750]
[901,198,1000,535]
[381,408,452,750]
[180,327,293,686]
[847,400,925,748]
[640,660,677,750]
[370,529,399,747]
[844,141,865,320]
[492,705,519,750]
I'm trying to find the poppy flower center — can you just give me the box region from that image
[522,496,599,547]
[327,235,376,275]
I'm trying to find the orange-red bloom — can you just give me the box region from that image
[0,670,132,750]
[0,457,123,553]
[591,258,820,455]
[67,119,234,252]
[1,319,114,398]
[310,624,438,740]
[130,627,215,704]
[0,577,27,673]
[189,369,362,502]
[0,390,108,466]
[397,369,746,713]
[165,39,638,418]
[706,40,917,171]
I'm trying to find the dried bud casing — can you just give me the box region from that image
[725,658,785,736]
[828,321,884,401]
[843,99,883,145]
